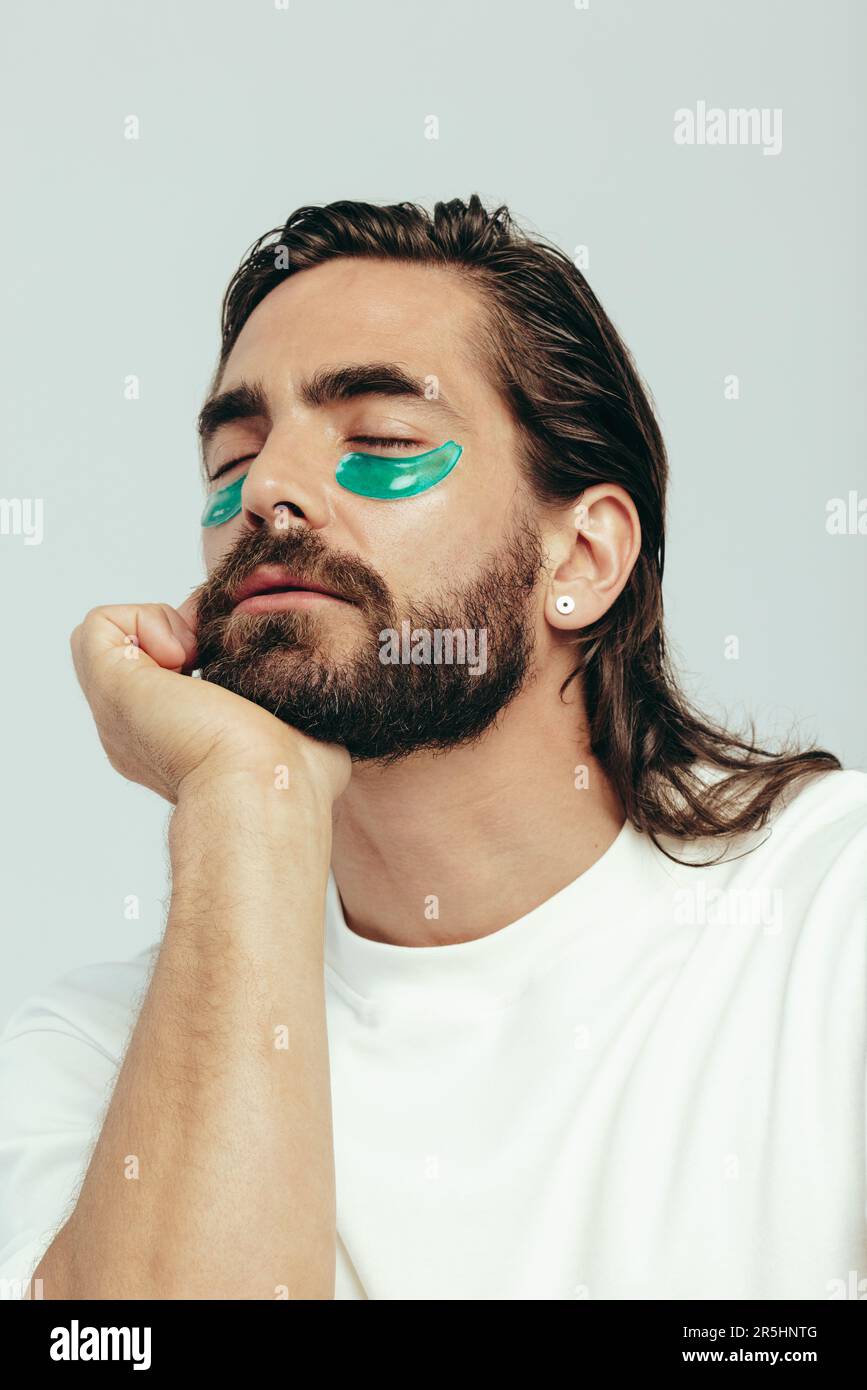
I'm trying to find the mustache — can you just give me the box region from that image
[193,526,394,619]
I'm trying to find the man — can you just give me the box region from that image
[1,196,864,1300]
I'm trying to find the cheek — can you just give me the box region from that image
[341,476,512,598]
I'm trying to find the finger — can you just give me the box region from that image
[78,605,187,672]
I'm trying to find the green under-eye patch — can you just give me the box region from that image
[335,440,463,499]
[201,472,248,528]
[200,439,464,526]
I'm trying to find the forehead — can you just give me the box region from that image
[218,257,493,401]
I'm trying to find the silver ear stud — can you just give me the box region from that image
[555,595,576,615]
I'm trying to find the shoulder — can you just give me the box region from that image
[760,767,867,872]
[646,767,867,942]
[738,767,867,928]
[661,766,867,874]
[0,942,159,1062]
[0,943,159,1296]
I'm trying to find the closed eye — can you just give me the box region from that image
[208,453,257,484]
[348,436,421,452]
[207,437,421,484]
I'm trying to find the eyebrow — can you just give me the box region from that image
[197,362,468,455]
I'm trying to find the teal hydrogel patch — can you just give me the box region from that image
[201,472,248,527]
[335,440,463,500]
[201,439,464,524]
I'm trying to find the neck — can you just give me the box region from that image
[329,666,625,946]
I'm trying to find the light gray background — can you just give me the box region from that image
[1,0,864,1027]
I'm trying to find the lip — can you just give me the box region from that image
[231,564,351,610]
[234,590,348,614]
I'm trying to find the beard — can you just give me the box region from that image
[193,514,546,764]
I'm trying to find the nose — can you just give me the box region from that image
[239,431,333,533]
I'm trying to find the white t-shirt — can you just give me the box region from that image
[1,767,866,1300]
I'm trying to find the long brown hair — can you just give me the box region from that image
[209,195,841,846]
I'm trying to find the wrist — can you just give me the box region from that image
[170,765,334,863]
[176,752,335,816]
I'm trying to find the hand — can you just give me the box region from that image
[70,596,352,806]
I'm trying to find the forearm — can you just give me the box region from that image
[35,774,335,1299]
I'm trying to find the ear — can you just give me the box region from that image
[543,484,641,630]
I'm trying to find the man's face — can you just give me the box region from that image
[194,257,548,761]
